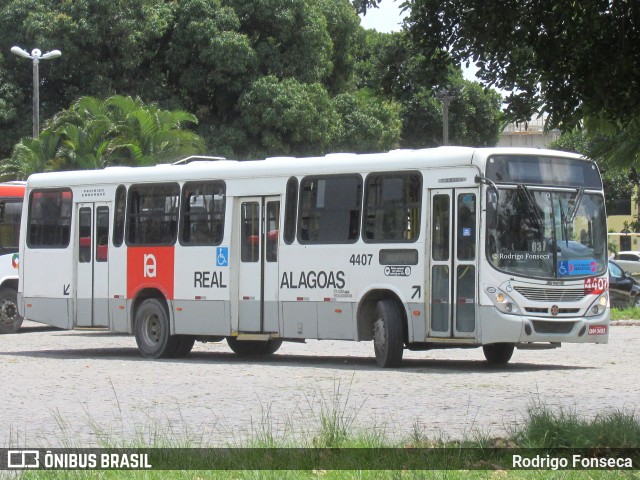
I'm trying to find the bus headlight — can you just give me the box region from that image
[486,287,521,314]
[586,292,608,317]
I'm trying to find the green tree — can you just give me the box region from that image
[0,0,388,159]
[0,131,61,180]
[550,129,640,225]
[355,30,502,147]
[235,76,340,158]
[1,95,204,178]
[402,0,640,161]
[332,92,401,152]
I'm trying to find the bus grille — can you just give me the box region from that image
[531,320,576,334]
[513,287,585,302]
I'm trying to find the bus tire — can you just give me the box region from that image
[226,337,283,356]
[0,287,23,334]
[373,299,404,368]
[483,343,515,364]
[134,298,181,359]
[173,336,196,358]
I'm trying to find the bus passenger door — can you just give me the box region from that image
[237,196,280,333]
[75,202,110,327]
[428,189,478,338]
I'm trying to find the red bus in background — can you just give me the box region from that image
[0,181,25,333]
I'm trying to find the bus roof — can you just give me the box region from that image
[25,147,588,189]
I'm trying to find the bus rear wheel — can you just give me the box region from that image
[373,299,404,368]
[226,337,283,356]
[483,343,515,364]
[134,298,182,359]
[0,287,23,334]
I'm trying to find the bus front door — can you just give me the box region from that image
[428,189,478,338]
[75,202,110,327]
[237,196,280,333]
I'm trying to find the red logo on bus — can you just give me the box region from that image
[127,247,175,299]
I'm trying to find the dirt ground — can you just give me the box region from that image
[2,320,636,448]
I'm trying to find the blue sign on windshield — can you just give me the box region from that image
[558,259,597,276]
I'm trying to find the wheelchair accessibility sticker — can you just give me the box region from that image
[558,259,597,276]
[216,247,229,267]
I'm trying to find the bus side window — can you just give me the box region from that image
[113,185,126,247]
[266,201,279,262]
[96,206,109,262]
[297,175,362,244]
[27,189,72,248]
[127,183,179,246]
[78,207,92,263]
[180,181,226,246]
[283,177,297,245]
[364,172,422,243]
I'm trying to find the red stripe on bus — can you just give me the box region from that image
[0,184,25,197]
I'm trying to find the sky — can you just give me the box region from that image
[358,2,479,82]
[358,1,408,33]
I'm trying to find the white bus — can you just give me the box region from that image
[18,147,609,366]
[0,181,25,334]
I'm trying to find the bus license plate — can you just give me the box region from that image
[588,325,607,335]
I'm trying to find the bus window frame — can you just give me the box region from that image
[178,180,226,247]
[125,182,180,247]
[362,170,423,244]
[26,188,73,249]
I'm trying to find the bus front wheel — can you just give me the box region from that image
[482,343,515,364]
[373,299,404,368]
[134,298,183,358]
[0,287,23,334]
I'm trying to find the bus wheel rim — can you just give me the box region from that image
[142,313,161,345]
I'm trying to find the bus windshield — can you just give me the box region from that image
[486,187,607,279]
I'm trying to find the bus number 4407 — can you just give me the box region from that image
[350,254,373,266]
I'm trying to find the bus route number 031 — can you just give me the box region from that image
[350,254,373,266]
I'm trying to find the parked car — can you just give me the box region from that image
[612,251,640,275]
[609,260,640,309]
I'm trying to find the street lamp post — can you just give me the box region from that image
[435,86,462,146]
[10,46,61,138]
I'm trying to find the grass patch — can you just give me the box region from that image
[511,400,640,448]
[610,306,640,320]
[10,392,640,479]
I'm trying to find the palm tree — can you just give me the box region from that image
[1,95,206,176]
[0,131,62,180]
[105,96,205,165]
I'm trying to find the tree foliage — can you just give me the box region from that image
[356,30,502,147]
[550,129,639,222]
[403,0,640,162]
[0,95,204,179]
[0,0,504,164]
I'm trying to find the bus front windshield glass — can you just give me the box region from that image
[486,188,607,279]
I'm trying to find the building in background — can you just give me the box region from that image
[497,117,560,148]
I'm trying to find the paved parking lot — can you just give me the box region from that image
[2,321,637,448]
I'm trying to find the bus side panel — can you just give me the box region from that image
[173,246,230,336]
[317,302,354,340]
[0,252,19,288]
[281,301,318,339]
[22,247,74,329]
[24,298,73,329]
[109,239,128,333]
[173,300,227,335]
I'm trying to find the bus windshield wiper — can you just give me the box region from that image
[559,187,584,247]
[566,187,585,225]
[517,184,544,229]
